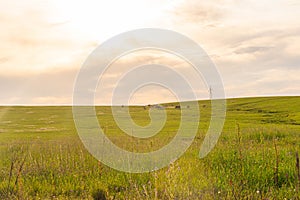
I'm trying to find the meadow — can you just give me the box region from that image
[0,96,299,199]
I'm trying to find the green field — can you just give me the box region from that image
[0,96,299,199]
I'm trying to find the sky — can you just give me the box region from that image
[0,0,300,105]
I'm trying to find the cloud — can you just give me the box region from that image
[1,0,300,105]
[0,3,96,75]
[168,0,300,99]
[172,1,225,25]
[0,56,10,63]
[95,50,208,105]
[0,49,209,105]
[0,67,78,105]
[234,46,273,55]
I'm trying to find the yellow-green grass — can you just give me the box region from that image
[0,96,299,199]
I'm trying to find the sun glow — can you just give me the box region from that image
[51,0,173,42]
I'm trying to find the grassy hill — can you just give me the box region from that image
[0,96,299,199]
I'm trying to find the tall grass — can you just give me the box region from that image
[0,97,299,199]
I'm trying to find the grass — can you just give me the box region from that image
[0,96,299,199]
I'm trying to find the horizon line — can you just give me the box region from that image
[0,95,299,107]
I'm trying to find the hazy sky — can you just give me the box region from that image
[1,0,300,105]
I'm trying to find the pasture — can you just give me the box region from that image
[0,96,299,199]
